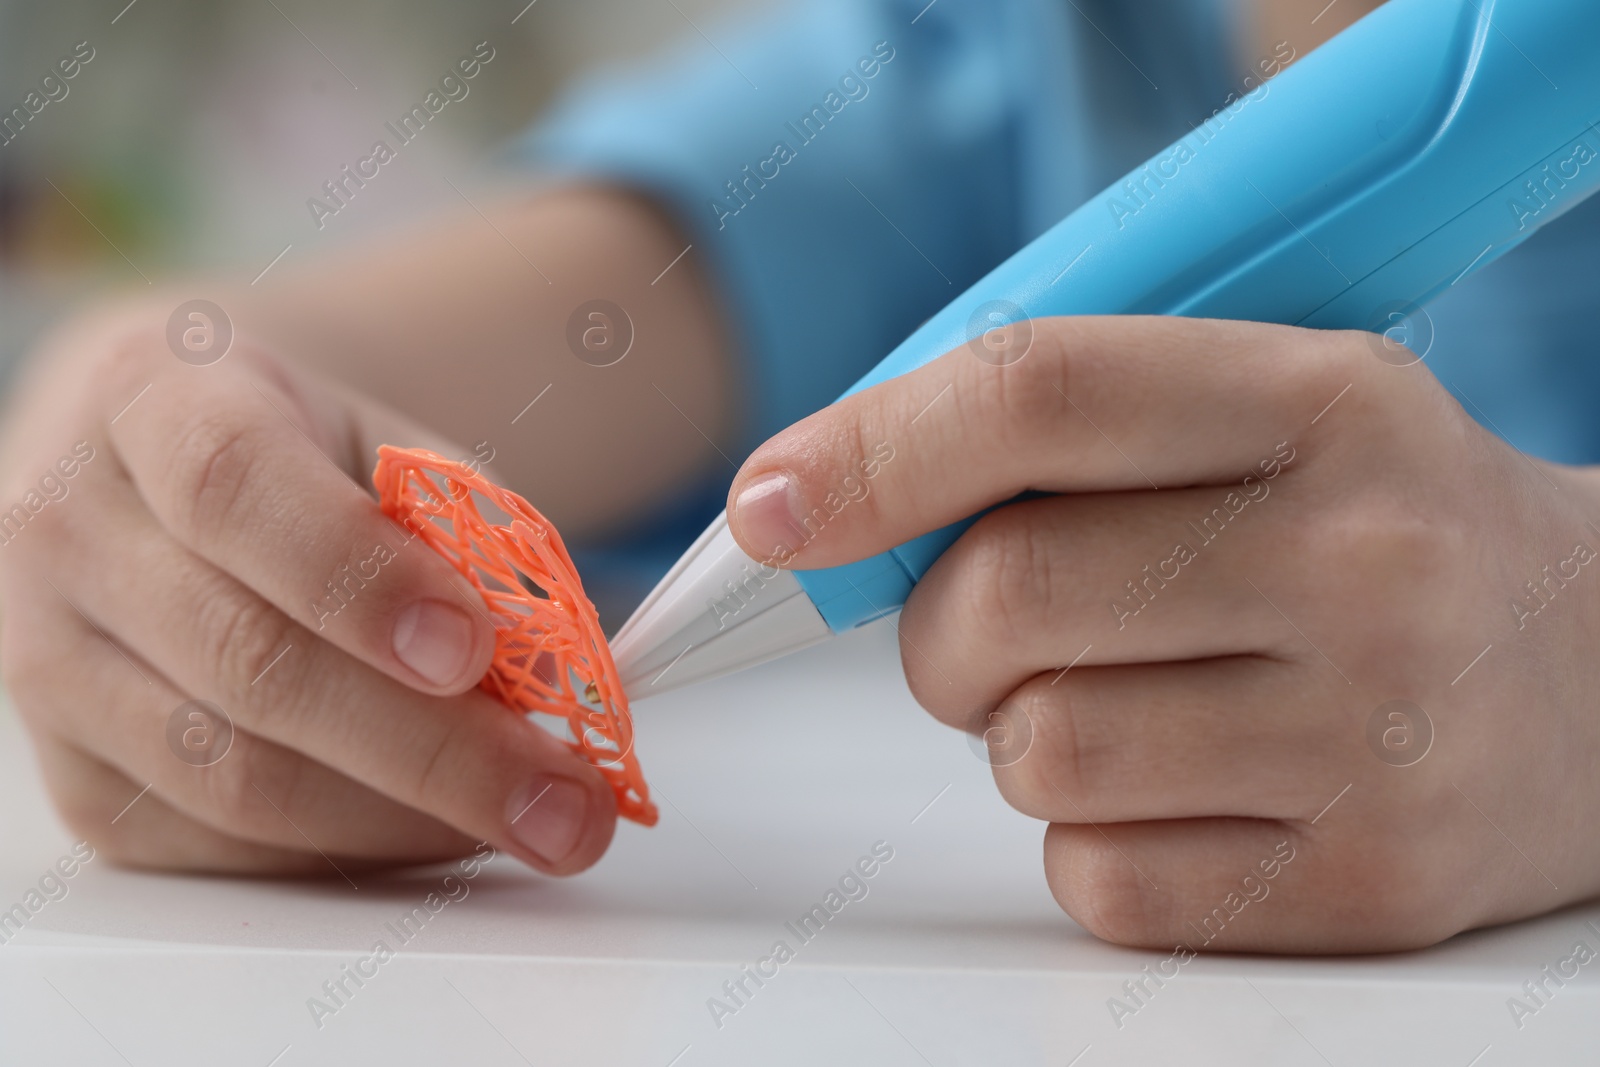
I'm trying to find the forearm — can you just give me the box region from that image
[234,184,736,535]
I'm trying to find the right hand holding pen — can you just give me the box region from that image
[0,311,617,876]
[725,315,1600,952]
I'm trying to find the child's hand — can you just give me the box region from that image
[0,312,617,876]
[727,315,1600,953]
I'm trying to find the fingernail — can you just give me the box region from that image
[392,599,476,687]
[732,470,801,561]
[506,777,590,865]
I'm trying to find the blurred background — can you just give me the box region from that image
[0,0,771,384]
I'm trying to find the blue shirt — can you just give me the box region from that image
[514,0,1600,620]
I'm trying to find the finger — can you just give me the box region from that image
[2,574,475,861]
[94,332,495,694]
[727,316,1370,567]
[1042,816,1451,953]
[1045,817,1305,951]
[37,475,618,876]
[984,658,1348,824]
[27,733,354,876]
[898,488,1304,720]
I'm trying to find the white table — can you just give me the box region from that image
[1,622,1596,1065]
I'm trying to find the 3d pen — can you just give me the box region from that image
[613,0,1600,700]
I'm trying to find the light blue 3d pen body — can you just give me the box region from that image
[612,0,1600,700]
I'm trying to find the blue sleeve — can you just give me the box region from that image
[514,0,1193,450]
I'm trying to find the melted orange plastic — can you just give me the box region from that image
[373,446,656,826]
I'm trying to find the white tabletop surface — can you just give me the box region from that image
[1,621,1597,1066]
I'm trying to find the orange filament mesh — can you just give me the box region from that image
[373,445,657,826]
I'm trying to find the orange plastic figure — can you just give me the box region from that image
[373,446,657,826]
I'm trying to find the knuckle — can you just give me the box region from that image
[894,589,971,726]
[194,581,299,700]
[895,630,962,726]
[1309,836,1455,948]
[1339,507,1440,572]
[1019,319,1080,392]
[990,752,1054,822]
[959,508,1055,648]
[93,326,164,394]
[199,736,305,839]
[165,415,262,547]
[414,714,476,813]
[1283,325,1363,394]
[1297,495,1458,614]
[194,753,259,831]
[1324,863,1452,947]
[22,496,74,547]
[1311,326,1369,379]
[957,326,1075,456]
[1004,682,1090,807]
